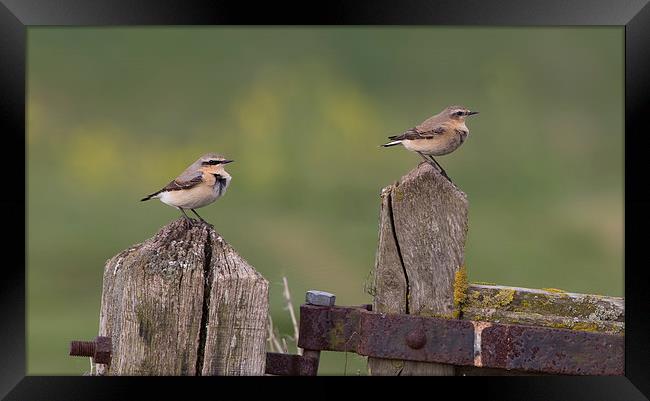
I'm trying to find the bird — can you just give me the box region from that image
[381,105,479,182]
[141,153,233,225]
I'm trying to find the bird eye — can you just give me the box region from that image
[454,111,463,116]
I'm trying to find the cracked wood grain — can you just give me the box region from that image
[368,162,469,376]
[97,218,268,375]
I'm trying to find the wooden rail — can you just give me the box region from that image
[460,284,623,334]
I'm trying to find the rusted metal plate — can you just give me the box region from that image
[480,324,624,375]
[298,304,474,365]
[265,352,319,376]
[358,312,475,365]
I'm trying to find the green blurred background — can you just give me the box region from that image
[27,27,623,375]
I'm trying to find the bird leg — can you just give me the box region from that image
[179,208,194,227]
[416,152,430,167]
[429,156,451,182]
[190,209,210,225]
[418,152,452,183]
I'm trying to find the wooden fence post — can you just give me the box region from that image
[369,162,468,375]
[96,218,269,375]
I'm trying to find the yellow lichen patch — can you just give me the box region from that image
[463,287,515,310]
[493,288,515,307]
[544,320,602,333]
[453,266,469,306]
[541,288,570,299]
[393,187,404,202]
[570,322,601,332]
[473,281,496,286]
[545,320,572,330]
[468,290,482,303]
[542,288,567,293]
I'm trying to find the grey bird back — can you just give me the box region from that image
[416,110,447,132]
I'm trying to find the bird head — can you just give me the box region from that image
[444,105,479,121]
[197,153,234,176]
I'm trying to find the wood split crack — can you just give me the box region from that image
[195,229,213,375]
[388,187,410,315]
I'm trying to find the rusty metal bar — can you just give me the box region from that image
[296,304,623,376]
[479,324,623,375]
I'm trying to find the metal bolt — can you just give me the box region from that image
[306,290,336,307]
[405,329,426,350]
[70,340,96,357]
[69,336,112,365]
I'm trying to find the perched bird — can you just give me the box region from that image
[141,153,233,225]
[382,105,479,181]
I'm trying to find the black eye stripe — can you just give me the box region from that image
[202,160,222,165]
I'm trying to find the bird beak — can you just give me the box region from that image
[466,111,479,116]
[222,160,234,164]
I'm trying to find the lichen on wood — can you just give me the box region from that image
[461,284,624,335]
[97,218,269,375]
[453,266,469,306]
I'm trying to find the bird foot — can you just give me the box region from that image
[181,217,196,228]
[426,161,454,183]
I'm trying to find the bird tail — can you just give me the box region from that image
[381,140,402,147]
[140,191,161,201]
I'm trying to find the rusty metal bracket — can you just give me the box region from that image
[265,350,321,376]
[293,302,623,375]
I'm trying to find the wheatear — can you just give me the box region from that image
[141,153,233,225]
[382,105,479,181]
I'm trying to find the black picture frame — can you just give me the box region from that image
[3,1,649,399]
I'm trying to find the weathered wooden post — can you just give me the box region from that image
[369,162,468,375]
[96,218,269,375]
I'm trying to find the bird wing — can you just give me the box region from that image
[388,125,446,141]
[160,172,204,192]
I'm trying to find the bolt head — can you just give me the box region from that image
[93,336,112,365]
[405,329,427,350]
[305,290,336,307]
